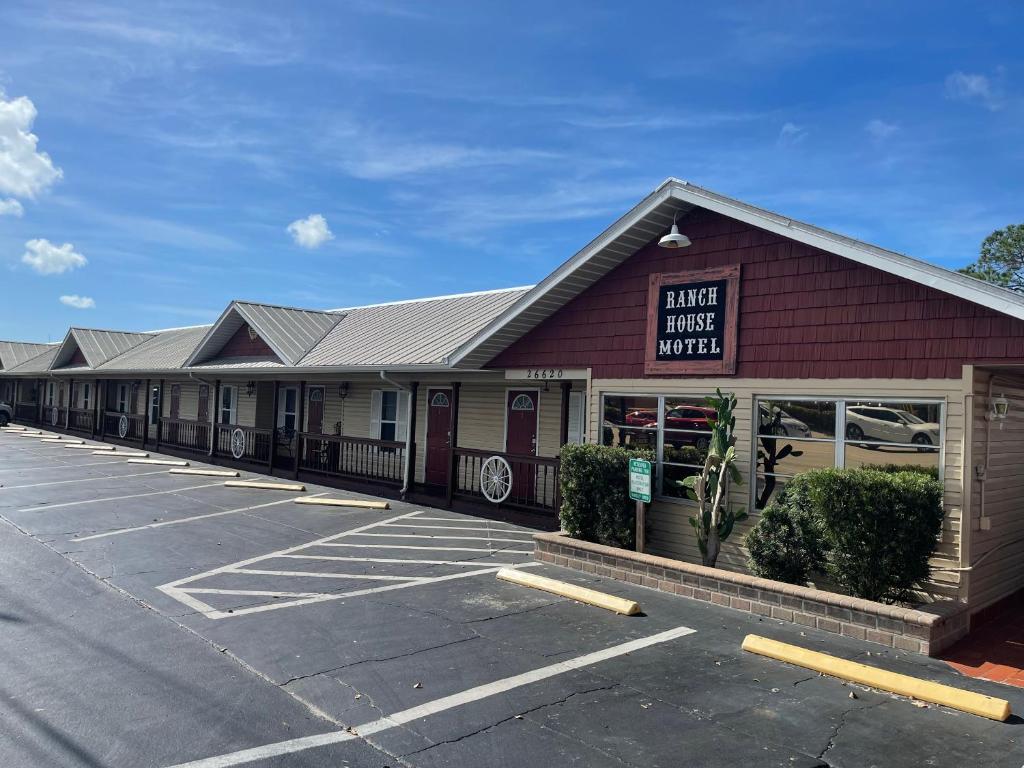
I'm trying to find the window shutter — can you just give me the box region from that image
[370,389,382,440]
[396,391,410,442]
[568,391,585,444]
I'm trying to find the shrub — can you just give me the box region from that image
[860,462,939,480]
[809,468,944,603]
[559,442,654,549]
[746,468,944,603]
[746,480,824,584]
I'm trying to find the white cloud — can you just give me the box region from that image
[59,294,95,309]
[21,239,88,275]
[287,213,334,249]
[777,122,808,146]
[0,197,23,216]
[0,90,63,199]
[945,71,1001,110]
[865,119,899,140]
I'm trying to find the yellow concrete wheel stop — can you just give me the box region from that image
[224,480,306,492]
[293,497,390,510]
[497,568,641,616]
[169,468,240,477]
[742,634,1011,721]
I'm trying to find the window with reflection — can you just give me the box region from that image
[754,397,943,510]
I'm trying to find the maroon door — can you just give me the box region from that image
[426,389,452,486]
[307,387,324,435]
[197,385,209,423]
[506,390,538,500]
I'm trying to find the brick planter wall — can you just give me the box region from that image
[534,532,969,656]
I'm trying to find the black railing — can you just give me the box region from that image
[159,418,210,454]
[103,411,146,442]
[297,433,405,484]
[40,406,66,429]
[453,448,560,514]
[67,408,94,434]
[14,403,38,423]
[215,424,272,464]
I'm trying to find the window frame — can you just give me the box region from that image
[220,384,237,426]
[751,395,946,511]
[150,386,160,425]
[378,389,399,442]
[278,386,298,432]
[81,382,91,411]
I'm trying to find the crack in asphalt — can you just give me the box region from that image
[280,635,480,687]
[817,697,887,763]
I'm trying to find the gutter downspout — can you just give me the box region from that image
[189,372,217,456]
[380,370,413,498]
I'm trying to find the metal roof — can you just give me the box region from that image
[186,301,341,367]
[0,341,55,370]
[449,178,1024,368]
[51,328,155,370]
[5,345,59,374]
[299,287,531,368]
[97,325,212,372]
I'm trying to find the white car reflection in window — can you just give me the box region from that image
[845,406,939,449]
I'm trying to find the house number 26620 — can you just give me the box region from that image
[527,368,564,379]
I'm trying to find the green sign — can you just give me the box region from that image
[628,458,652,503]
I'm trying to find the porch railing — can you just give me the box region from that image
[67,408,94,434]
[214,424,272,464]
[452,448,560,514]
[159,418,210,454]
[14,403,38,423]
[41,406,66,429]
[103,411,146,442]
[297,433,405,485]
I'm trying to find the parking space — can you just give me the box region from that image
[2,429,1024,767]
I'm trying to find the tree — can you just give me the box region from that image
[681,389,747,567]
[958,224,1024,291]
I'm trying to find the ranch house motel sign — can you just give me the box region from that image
[644,265,740,376]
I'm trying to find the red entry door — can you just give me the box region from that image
[506,390,538,500]
[425,389,452,486]
[307,387,325,435]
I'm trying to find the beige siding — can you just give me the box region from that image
[967,369,1024,612]
[589,377,968,602]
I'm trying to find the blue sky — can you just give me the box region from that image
[0,1,1022,342]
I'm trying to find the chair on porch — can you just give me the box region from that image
[275,427,295,458]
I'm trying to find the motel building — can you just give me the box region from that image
[4,178,1024,636]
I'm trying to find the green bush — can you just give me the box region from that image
[860,462,939,480]
[559,443,654,549]
[746,481,824,584]
[745,468,944,603]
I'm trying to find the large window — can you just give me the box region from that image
[220,385,237,425]
[601,393,713,499]
[150,386,160,424]
[278,387,298,432]
[371,389,409,443]
[755,397,943,509]
[81,383,91,411]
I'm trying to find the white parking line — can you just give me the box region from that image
[352,533,532,543]
[382,523,534,534]
[71,494,329,541]
[0,458,126,472]
[157,510,538,618]
[321,543,533,554]
[16,481,224,512]
[163,624,697,768]
[4,470,169,490]
[409,516,524,528]
[279,554,526,567]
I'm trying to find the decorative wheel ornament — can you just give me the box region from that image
[50,407,59,427]
[117,414,129,439]
[230,427,246,460]
[480,455,513,504]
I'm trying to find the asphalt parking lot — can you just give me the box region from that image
[1,429,1022,768]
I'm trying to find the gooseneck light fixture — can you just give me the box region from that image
[658,210,691,249]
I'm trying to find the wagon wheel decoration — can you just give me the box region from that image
[50,407,60,427]
[480,455,513,504]
[117,414,129,439]
[230,427,246,460]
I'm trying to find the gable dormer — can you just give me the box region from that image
[185,301,341,367]
[50,328,153,370]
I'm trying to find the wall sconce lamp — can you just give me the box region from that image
[245,381,256,398]
[988,393,1010,425]
[338,382,349,400]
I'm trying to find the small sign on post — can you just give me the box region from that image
[628,458,652,554]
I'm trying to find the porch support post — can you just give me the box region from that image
[404,381,419,500]
[37,379,44,424]
[155,379,165,450]
[269,380,280,473]
[559,381,571,447]
[99,382,107,438]
[67,378,74,431]
[293,381,306,480]
[210,380,220,458]
[142,378,151,448]
[445,381,461,507]
[93,378,100,436]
